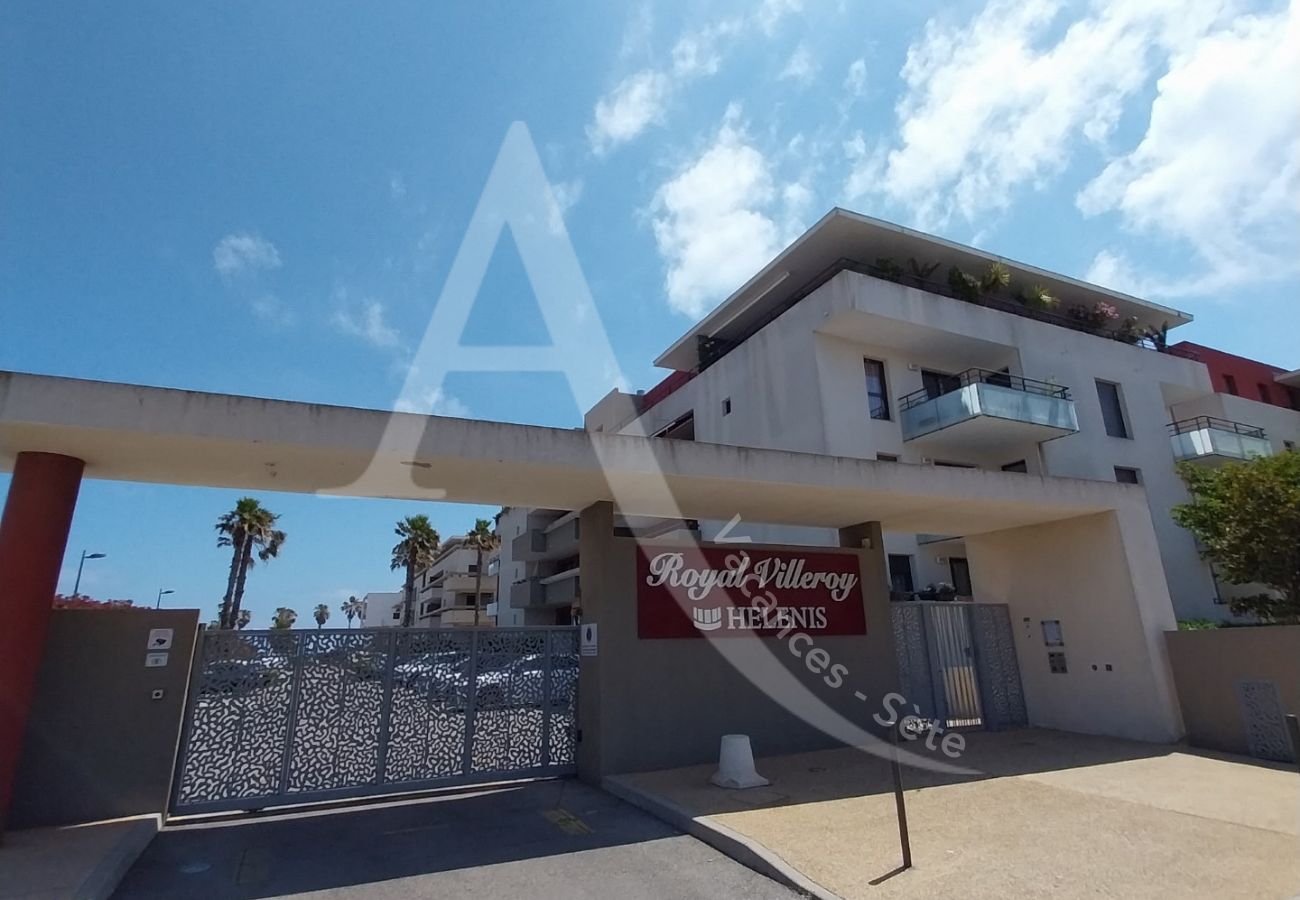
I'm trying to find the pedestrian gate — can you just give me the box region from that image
[891,602,1027,730]
[170,626,578,815]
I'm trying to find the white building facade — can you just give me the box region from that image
[582,210,1298,623]
[413,536,499,628]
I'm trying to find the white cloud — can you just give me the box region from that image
[1078,1,1300,292]
[756,0,803,36]
[779,43,818,83]
[844,58,867,97]
[389,174,407,200]
[333,299,402,349]
[250,294,294,326]
[851,0,1238,228]
[547,179,584,236]
[652,108,810,318]
[588,3,800,154]
[213,233,281,279]
[587,69,672,153]
[394,386,470,417]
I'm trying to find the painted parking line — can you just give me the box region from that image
[542,807,593,835]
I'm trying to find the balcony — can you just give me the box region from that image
[509,568,580,609]
[1169,416,1272,465]
[440,572,497,593]
[899,369,1079,453]
[510,516,579,562]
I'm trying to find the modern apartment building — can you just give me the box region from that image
[562,209,1296,623]
[359,591,403,628]
[496,507,582,627]
[412,535,499,628]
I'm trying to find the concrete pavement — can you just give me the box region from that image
[110,779,798,900]
[608,728,1300,900]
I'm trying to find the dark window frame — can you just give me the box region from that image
[1095,380,1131,439]
[887,554,915,594]
[1114,466,1141,485]
[864,358,891,421]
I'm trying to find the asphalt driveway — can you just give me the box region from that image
[112,779,798,899]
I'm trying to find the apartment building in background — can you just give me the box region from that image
[359,590,403,628]
[555,209,1296,624]
[411,535,499,628]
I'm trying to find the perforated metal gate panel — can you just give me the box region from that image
[891,602,1026,730]
[171,627,578,814]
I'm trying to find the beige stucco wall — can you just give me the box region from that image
[10,608,200,827]
[1165,625,1300,758]
[965,508,1183,743]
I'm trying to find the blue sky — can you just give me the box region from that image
[2,1,1297,626]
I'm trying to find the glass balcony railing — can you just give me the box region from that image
[899,369,1079,443]
[1169,416,1272,463]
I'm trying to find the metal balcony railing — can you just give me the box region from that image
[1167,416,1266,439]
[898,368,1070,411]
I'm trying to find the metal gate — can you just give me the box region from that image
[891,602,1026,730]
[170,626,578,815]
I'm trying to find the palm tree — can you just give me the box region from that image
[341,595,363,628]
[215,498,287,629]
[236,609,252,630]
[313,603,330,629]
[466,518,501,627]
[391,516,440,628]
[271,607,297,629]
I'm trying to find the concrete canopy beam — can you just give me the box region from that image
[0,371,1150,537]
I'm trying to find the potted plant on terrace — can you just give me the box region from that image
[1019,284,1058,311]
[874,257,905,282]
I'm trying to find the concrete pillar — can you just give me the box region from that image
[838,521,886,571]
[575,500,615,783]
[0,452,84,830]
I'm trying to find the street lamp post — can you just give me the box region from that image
[156,588,175,609]
[71,550,106,599]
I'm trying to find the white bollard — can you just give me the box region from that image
[710,734,771,789]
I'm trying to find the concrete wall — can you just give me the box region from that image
[965,508,1183,743]
[1164,626,1300,758]
[576,503,899,777]
[10,609,200,827]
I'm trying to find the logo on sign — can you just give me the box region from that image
[691,607,723,632]
[637,546,867,639]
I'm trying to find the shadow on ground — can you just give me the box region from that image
[112,779,795,900]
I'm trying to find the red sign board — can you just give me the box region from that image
[636,545,867,638]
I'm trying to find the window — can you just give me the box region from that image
[1114,466,1141,485]
[921,369,960,399]
[722,397,732,415]
[1095,380,1130,438]
[949,557,973,596]
[934,460,976,468]
[391,609,401,620]
[1223,374,1238,395]
[887,555,915,594]
[877,453,899,462]
[1257,383,1271,403]
[864,359,890,420]
[1001,459,1028,473]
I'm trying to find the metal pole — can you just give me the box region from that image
[1286,714,1300,775]
[889,723,913,870]
[72,550,87,598]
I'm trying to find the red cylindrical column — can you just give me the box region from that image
[0,452,84,831]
